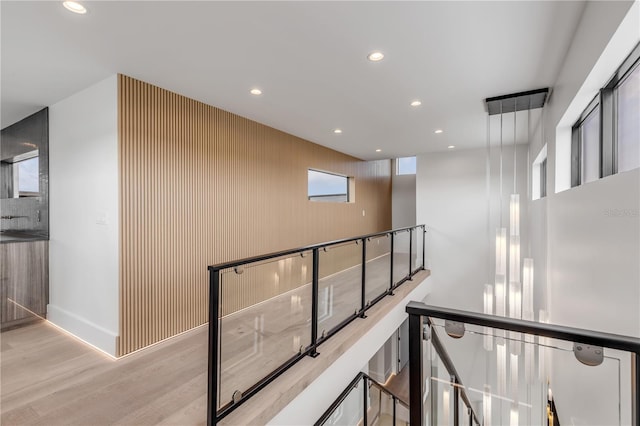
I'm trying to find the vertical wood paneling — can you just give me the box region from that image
[117,75,392,356]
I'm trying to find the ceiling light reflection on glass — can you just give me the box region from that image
[448,145,455,149]
[410,100,422,107]
[367,51,384,62]
[333,129,343,134]
[375,149,382,152]
[435,129,444,134]
[250,88,262,96]
[63,1,87,14]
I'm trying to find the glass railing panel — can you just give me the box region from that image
[429,320,623,426]
[411,227,424,272]
[319,379,364,426]
[217,251,313,410]
[395,397,410,426]
[426,337,456,426]
[368,382,397,425]
[367,383,382,425]
[317,240,362,337]
[365,234,391,306]
[393,230,411,285]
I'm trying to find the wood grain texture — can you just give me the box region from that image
[1,320,208,426]
[0,271,428,426]
[118,75,392,356]
[0,241,48,329]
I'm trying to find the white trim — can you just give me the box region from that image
[555,1,640,193]
[47,304,118,357]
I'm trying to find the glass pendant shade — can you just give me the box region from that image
[484,284,494,350]
[483,385,492,426]
[510,353,519,398]
[510,194,520,236]
[522,258,534,320]
[510,403,519,426]
[497,342,507,394]
[495,228,507,319]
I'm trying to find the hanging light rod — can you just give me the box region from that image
[485,88,549,115]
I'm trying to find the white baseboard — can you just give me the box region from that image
[47,304,118,357]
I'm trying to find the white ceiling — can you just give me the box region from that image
[1,1,586,160]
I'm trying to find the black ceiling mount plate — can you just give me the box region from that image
[485,88,549,115]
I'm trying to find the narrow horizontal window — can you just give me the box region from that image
[396,156,416,175]
[308,169,350,202]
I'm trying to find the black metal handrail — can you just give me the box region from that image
[314,372,409,426]
[426,321,481,425]
[207,225,427,426]
[207,225,421,272]
[406,302,640,426]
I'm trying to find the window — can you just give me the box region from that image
[308,169,350,202]
[396,156,416,175]
[0,150,39,198]
[532,144,547,200]
[580,105,600,184]
[616,61,640,173]
[17,156,39,195]
[540,158,547,198]
[571,43,639,187]
[571,98,599,187]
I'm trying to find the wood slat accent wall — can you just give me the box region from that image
[117,75,392,356]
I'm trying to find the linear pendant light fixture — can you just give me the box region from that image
[483,88,548,417]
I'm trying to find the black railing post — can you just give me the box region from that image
[634,352,639,426]
[363,376,369,426]
[207,267,220,426]
[361,238,367,318]
[310,248,320,357]
[453,376,459,426]
[389,232,395,293]
[409,228,413,278]
[409,312,424,426]
[422,226,426,270]
[392,395,397,424]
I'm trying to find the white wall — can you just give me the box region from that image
[48,75,119,356]
[416,145,530,313]
[531,2,638,424]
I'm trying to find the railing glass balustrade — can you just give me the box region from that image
[316,372,410,426]
[407,303,640,426]
[208,225,427,425]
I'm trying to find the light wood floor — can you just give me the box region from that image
[1,320,208,426]
[1,255,423,426]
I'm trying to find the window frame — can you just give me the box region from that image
[571,95,600,187]
[395,156,417,176]
[540,158,547,199]
[571,42,640,187]
[307,168,352,203]
[610,45,640,174]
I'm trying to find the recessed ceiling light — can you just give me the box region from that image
[250,88,262,96]
[410,100,422,107]
[62,1,87,14]
[375,149,382,152]
[435,129,444,134]
[367,51,385,62]
[334,129,343,134]
[448,145,455,149]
